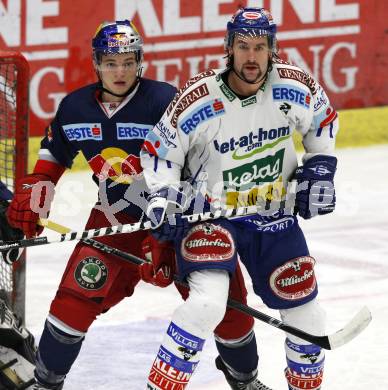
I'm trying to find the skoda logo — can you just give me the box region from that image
[74,256,108,290]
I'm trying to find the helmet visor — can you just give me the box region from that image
[232,31,273,51]
[96,59,139,72]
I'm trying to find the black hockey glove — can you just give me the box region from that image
[0,200,24,264]
[294,155,337,219]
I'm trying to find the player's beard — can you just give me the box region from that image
[235,62,267,84]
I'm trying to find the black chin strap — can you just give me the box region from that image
[96,78,140,98]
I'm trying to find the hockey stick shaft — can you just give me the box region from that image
[41,218,372,350]
[0,203,287,252]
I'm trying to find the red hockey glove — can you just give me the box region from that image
[7,173,55,238]
[6,160,65,238]
[139,235,176,288]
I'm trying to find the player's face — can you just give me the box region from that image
[229,34,271,84]
[97,53,138,99]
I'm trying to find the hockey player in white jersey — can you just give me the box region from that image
[5,18,259,390]
[141,6,338,390]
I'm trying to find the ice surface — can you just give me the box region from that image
[26,145,388,389]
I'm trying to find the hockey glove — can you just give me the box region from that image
[294,155,337,220]
[6,160,65,238]
[139,235,176,288]
[146,186,191,241]
[0,200,24,264]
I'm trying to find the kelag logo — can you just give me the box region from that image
[180,99,225,134]
[62,123,102,141]
[223,149,285,190]
[272,84,311,108]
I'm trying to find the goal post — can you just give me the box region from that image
[0,51,30,322]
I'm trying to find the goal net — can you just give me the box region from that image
[0,51,29,321]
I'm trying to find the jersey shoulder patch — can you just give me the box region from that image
[169,82,212,128]
[273,62,319,95]
[166,70,217,118]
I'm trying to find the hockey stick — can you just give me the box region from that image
[39,218,372,350]
[0,203,288,252]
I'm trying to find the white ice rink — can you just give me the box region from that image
[26,145,388,390]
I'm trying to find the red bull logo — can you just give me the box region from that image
[108,34,131,48]
[88,147,142,184]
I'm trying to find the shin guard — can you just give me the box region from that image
[147,322,205,390]
[215,330,258,382]
[35,320,84,387]
[284,338,324,390]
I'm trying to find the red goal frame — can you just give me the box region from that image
[0,51,29,321]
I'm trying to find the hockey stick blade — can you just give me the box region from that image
[326,306,372,350]
[225,301,371,350]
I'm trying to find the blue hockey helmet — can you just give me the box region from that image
[225,8,277,53]
[92,20,144,64]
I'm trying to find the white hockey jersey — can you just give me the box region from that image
[141,60,339,209]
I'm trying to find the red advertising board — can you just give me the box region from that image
[0,0,387,136]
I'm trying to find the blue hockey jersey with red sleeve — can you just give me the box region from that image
[40,78,177,219]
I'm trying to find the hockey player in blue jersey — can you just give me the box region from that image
[141,7,338,390]
[6,19,258,390]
